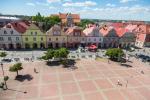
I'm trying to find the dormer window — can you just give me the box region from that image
[4,30,7,34]
[11,30,13,34]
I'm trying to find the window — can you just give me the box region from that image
[41,37,43,41]
[0,37,4,41]
[31,32,33,35]
[99,38,101,41]
[16,37,19,41]
[74,32,80,36]
[35,32,37,35]
[56,38,58,41]
[94,38,96,41]
[82,38,84,41]
[25,37,28,41]
[8,37,11,41]
[63,38,65,41]
[49,38,51,41]
[10,30,13,34]
[53,31,60,36]
[33,37,36,41]
[4,30,7,34]
[89,38,91,41]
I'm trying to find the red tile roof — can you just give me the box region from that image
[59,13,80,19]
[99,25,113,36]
[65,26,83,35]
[4,21,29,33]
[114,27,129,37]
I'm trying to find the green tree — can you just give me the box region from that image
[9,63,23,76]
[58,48,69,59]
[77,19,95,28]
[32,12,44,22]
[106,48,124,61]
[0,52,7,58]
[41,48,69,61]
[41,49,55,61]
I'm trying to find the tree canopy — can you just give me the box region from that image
[77,19,95,28]
[0,52,7,58]
[105,48,124,61]
[41,48,69,61]
[32,12,61,32]
[9,63,23,76]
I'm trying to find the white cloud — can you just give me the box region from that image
[49,6,56,9]
[106,3,116,7]
[26,3,35,6]
[63,0,72,2]
[120,0,137,3]
[36,2,49,6]
[62,5,150,21]
[47,0,61,3]
[62,1,97,7]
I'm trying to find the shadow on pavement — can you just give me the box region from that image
[15,74,33,82]
[7,88,27,94]
[120,63,132,68]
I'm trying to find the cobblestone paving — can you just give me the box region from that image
[0,57,150,100]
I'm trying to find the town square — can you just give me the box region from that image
[0,0,150,100]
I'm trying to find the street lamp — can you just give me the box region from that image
[0,62,8,90]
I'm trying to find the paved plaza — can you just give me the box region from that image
[0,57,150,100]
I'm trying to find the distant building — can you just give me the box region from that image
[135,24,150,48]
[51,13,80,27]
[0,16,20,27]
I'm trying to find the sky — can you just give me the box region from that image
[0,0,150,21]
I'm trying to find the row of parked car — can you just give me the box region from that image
[1,57,35,63]
[135,54,150,62]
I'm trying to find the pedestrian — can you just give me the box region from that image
[117,80,122,86]
[126,80,128,87]
[141,70,144,74]
[108,59,110,64]
[34,68,38,73]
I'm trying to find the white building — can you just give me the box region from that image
[0,23,23,49]
[83,25,103,47]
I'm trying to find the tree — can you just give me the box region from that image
[9,63,23,76]
[32,12,44,22]
[41,48,69,61]
[32,13,61,32]
[105,48,124,61]
[58,48,69,59]
[0,52,7,58]
[41,49,55,60]
[77,19,95,28]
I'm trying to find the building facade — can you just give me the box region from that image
[22,24,46,49]
[0,23,23,49]
[83,25,103,48]
[46,25,67,48]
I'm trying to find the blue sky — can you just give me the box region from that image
[0,0,150,21]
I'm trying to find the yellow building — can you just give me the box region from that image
[22,24,46,49]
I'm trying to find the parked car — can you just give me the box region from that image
[2,59,12,62]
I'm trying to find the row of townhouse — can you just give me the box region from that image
[0,21,149,49]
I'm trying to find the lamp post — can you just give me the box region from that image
[0,62,7,89]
